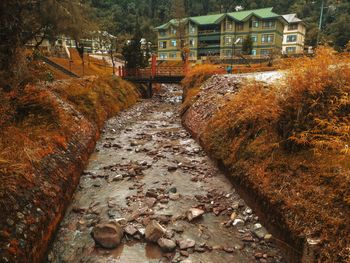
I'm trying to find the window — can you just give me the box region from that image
[171,40,177,47]
[190,24,196,34]
[159,53,168,59]
[286,35,297,42]
[251,49,257,56]
[189,39,195,47]
[159,30,166,36]
[262,34,274,43]
[225,36,232,45]
[250,20,259,28]
[226,21,233,30]
[170,52,177,58]
[286,47,296,54]
[251,35,258,43]
[260,49,271,56]
[288,23,298,30]
[236,23,244,31]
[262,20,275,28]
[224,50,232,57]
[171,28,177,35]
[189,52,196,59]
[159,41,167,49]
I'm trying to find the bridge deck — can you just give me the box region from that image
[122,66,185,84]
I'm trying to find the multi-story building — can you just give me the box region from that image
[282,14,306,55]
[155,7,305,61]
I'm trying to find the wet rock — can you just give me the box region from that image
[167,165,178,171]
[91,221,124,249]
[230,212,237,220]
[232,218,245,227]
[111,174,123,182]
[124,225,138,236]
[252,223,268,240]
[157,238,176,252]
[168,187,177,193]
[223,247,234,253]
[146,188,158,198]
[114,218,127,226]
[145,197,157,208]
[169,193,180,201]
[179,239,196,249]
[145,220,166,242]
[194,246,206,253]
[186,208,204,221]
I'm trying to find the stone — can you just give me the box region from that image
[145,220,166,242]
[168,187,177,193]
[145,197,157,208]
[169,193,180,201]
[252,223,268,240]
[112,175,123,181]
[232,218,245,227]
[264,234,272,241]
[115,218,127,226]
[223,247,234,253]
[230,212,237,221]
[186,208,205,221]
[157,238,177,252]
[91,221,124,249]
[146,189,158,198]
[180,260,192,263]
[125,225,138,236]
[179,239,196,250]
[167,165,178,171]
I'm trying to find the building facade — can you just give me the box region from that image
[155,7,305,61]
[282,14,306,55]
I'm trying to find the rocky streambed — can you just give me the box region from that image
[47,84,284,263]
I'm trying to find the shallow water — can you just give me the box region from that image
[47,85,284,263]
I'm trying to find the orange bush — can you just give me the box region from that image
[181,64,225,92]
[278,46,350,153]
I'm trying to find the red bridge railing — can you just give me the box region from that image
[120,54,188,79]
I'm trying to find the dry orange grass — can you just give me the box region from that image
[182,64,225,92]
[199,46,350,262]
[0,77,139,178]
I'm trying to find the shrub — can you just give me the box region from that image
[202,82,280,164]
[181,64,225,95]
[278,46,350,153]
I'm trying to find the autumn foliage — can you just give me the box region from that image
[181,64,225,94]
[0,76,139,179]
[184,47,350,262]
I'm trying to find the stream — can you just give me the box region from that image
[47,84,284,263]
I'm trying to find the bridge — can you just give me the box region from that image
[121,56,186,97]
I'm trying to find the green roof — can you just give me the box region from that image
[189,14,225,25]
[155,7,284,30]
[227,7,280,21]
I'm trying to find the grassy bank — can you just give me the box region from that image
[182,47,350,262]
[0,76,139,262]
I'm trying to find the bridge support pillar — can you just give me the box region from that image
[147,81,153,98]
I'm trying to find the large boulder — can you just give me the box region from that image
[145,220,166,242]
[157,238,177,252]
[91,221,124,249]
[186,208,204,221]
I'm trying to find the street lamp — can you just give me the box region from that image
[230,38,241,70]
[316,0,326,46]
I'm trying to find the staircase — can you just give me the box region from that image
[40,56,79,78]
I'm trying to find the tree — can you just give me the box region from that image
[122,27,147,69]
[242,36,253,55]
[0,0,93,88]
[171,0,189,62]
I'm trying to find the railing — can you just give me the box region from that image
[198,29,221,34]
[124,66,185,78]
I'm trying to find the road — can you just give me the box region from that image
[47,84,284,263]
